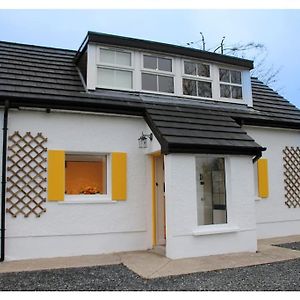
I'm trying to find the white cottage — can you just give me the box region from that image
[0,32,299,261]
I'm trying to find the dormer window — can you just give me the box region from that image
[219,68,243,99]
[182,61,212,98]
[88,43,251,106]
[141,55,174,94]
[97,48,133,90]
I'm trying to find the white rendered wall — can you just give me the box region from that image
[164,154,257,259]
[245,126,300,239]
[4,109,153,261]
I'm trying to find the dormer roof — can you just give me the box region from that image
[75,31,254,69]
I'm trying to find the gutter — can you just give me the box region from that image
[252,148,266,163]
[0,100,9,262]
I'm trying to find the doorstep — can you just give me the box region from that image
[1,235,300,279]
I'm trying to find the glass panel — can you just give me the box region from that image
[184,61,197,75]
[219,68,230,82]
[196,157,227,226]
[100,49,115,64]
[198,81,212,98]
[183,79,197,96]
[142,73,157,91]
[115,70,132,89]
[158,57,172,72]
[65,155,107,195]
[116,51,131,66]
[158,75,174,93]
[98,68,114,88]
[230,70,241,84]
[220,84,231,98]
[232,86,243,99]
[144,55,157,69]
[198,63,210,77]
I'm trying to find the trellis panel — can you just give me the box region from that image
[283,146,300,208]
[6,131,47,217]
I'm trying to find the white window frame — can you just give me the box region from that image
[218,67,243,100]
[193,155,241,236]
[181,59,213,99]
[96,46,135,91]
[140,52,175,95]
[63,152,113,203]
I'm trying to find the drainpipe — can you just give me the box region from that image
[0,100,9,262]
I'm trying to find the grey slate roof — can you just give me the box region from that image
[0,40,299,156]
[0,41,144,113]
[144,103,263,155]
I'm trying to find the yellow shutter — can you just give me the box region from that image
[48,150,65,201]
[257,158,269,198]
[111,152,127,200]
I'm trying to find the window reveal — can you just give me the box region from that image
[196,157,227,225]
[65,154,107,195]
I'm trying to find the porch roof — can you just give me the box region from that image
[144,102,264,156]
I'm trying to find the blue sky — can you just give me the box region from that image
[0,9,299,107]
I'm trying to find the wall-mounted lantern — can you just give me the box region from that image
[138,132,153,148]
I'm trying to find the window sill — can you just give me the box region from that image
[59,194,117,204]
[192,224,240,236]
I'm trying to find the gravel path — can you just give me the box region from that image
[274,242,300,251]
[0,258,299,291]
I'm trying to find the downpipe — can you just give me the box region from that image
[0,100,9,262]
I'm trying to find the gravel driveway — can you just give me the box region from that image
[0,258,299,291]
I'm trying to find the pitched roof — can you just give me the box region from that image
[0,40,299,156]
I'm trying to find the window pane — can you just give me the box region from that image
[142,73,157,91]
[220,84,231,98]
[198,81,212,98]
[158,57,172,72]
[230,70,241,84]
[158,75,174,93]
[100,49,115,64]
[198,63,210,77]
[98,68,114,87]
[65,155,107,195]
[232,86,243,99]
[183,79,197,96]
[144,55,157,69]
[115,70,132,89]
[219,69,230,82]
[196,157,227,226]
[184,61,197,75]
[116,51,131,66]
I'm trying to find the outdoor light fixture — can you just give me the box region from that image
[138,132,153,148]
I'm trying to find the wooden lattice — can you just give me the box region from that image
[7,131,47,217]
[283,146,300,208]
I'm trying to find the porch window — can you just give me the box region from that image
[196,157,227,225]
[65,154,107,195]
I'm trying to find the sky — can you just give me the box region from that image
[0,9,299,108]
